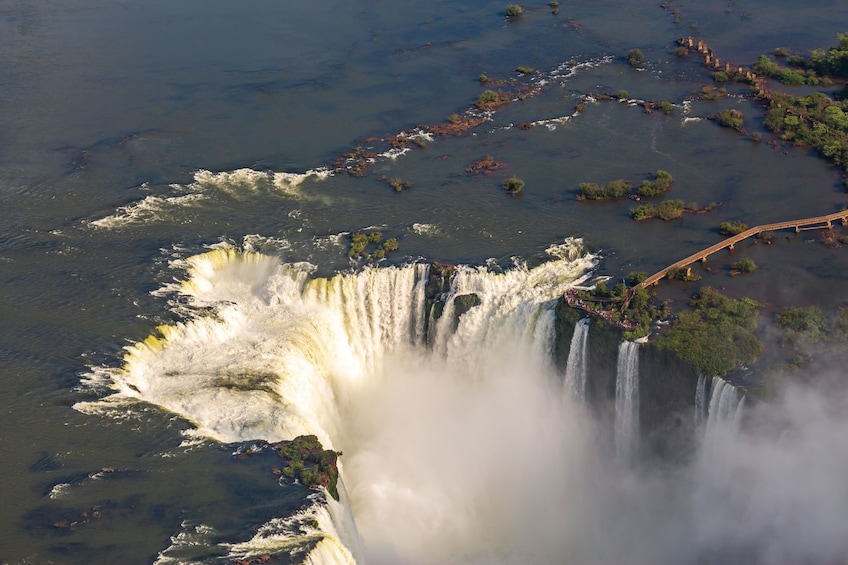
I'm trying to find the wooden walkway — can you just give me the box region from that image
[635,210,848,289]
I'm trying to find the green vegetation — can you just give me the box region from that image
[567,275,666,339]
[505,4,523,17]
[454,293,482,319]
[503,176,525,194]
[775,305,828,345]
[516,66,534,74]
[578,170,673,201]
[656,287,762,376]
[389,178,414,192]
[763,89,848,174]
[806,32,848,76]
[478,74,488,85]
[276,435,342,501]
[731,258,757,274]
[753,54,808,85]
[661,101,675,115]
[716,108,743,130]
[475,89,511,111]
[577,180,630,200]
[348,230,400,261]
[631,199,690,221]
[628,48,644,67]
[700,85,727,101]
[616,89,629,100]
[636,170,674,197]
[666,266,701,282]
[719,221,749,236]
[628,271,648,286]
[476,89,500,109]
[675,46,688,58]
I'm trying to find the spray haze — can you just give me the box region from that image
[79,246,848,565]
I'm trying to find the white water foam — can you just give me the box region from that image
[77,239,599,564]
[77,238,848,565]
[90,168,330,229]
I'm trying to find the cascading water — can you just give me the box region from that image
[703,376,746,449]
[614,341,640,461]
[77,240,599,564]
[562,318,590,402]
[694,374,707,433]
[77,243,848,565]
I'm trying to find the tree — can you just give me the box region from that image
[657,287,762,376]
[505,4,523,17]
[719,221,748,236]
[716,109,743,130]
[656,199,685,220]
[503,177,525,194]
[731,258,757,274]
[628,48,644,67]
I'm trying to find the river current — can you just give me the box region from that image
[3,1,848,563]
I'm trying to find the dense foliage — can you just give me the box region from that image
[631,199,691,221]
[275,435,342,501]
[503,177,525,194]
[716,108,743,130]
[656,287,762,376]
[731,258,757,274]
[756,34,848,178]
[578,179,631,200]
[505,4,523,17]
[719,221,748,236]
[577,171,672,201]
[636,170,674,197]
[788,32,848,78]
[763,90,848,172]
[774,305,828,345]
[628,48,644,67]
[349,230,400,261]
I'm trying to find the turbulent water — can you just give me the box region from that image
[5,1,848,564]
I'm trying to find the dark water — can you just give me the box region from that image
[3,1,848,563]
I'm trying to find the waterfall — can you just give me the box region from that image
[563,318,590,401]
[694,374,707,432]
[704,376,746,440]
[614,341,640,460]
[78,241,598,565]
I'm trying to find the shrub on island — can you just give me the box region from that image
[628,48,644,67]
[636,170,674,197]
[716,109,744,130]
[505,4,523,17]
[731,258,757,274]
[504,177,525,194]
[719,221,749,236]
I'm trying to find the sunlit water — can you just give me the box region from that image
[3,1,848,563]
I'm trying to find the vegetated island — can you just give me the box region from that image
[577,170,674,201]
[348,230,399,261]
[234,435,342,501]
[678,32,848,187]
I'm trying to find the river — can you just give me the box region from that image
[2,1,848,563]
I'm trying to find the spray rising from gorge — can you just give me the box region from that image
[78,242,848,564]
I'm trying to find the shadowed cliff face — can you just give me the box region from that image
[555,301,848,565]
